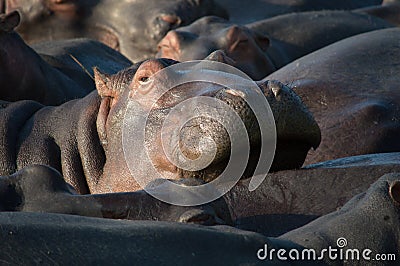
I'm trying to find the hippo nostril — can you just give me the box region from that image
[389,180,400,205]
[205,50,236,65]
[178,208,222,225]
[157,31,182,59]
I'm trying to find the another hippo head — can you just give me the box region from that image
[157,16,275,80]
[91,0,228,62]
[0,11,48,102]
[92,58,320,193]
[8,0,228,62]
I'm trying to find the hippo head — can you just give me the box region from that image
[157,16,276,80]
[5,0,95,43]
[92,58,320,193]
[0,11,50,101]
[7,0,227,61]
[91,0,228,62]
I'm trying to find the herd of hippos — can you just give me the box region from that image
[1,0,400,265]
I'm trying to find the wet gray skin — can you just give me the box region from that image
[157,11,393,80]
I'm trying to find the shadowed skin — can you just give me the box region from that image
[355,0,400,26]
[0,166,400,265]
[0,11,131,105]
[0,211,309,265]
[1,153,399,235]
[267,28,400,165]
[279,172,400,265]
[0,58,320,194]
[0,11,87,105]
[31,38,132,91]
[6,0,228,62]
[0,157,400,265]
[212,0,382,24]
[157,11,393,80]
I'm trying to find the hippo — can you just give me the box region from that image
[0,11,131,105]
[0,11,87,105]
[0,173,399,265]
[266,27,400,165]
[0,58,321,194]
[6,0,228,62]
[279,172,400,265]
[355,0,400,26]
[213,0,382,24]
[1,152,399,236]
[157,11,393,80]
[0,211,309,265]
[0,165,232,226]
[31,38,132,91]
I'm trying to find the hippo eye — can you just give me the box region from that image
[138,76,151,85]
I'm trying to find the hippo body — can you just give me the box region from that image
[280,173,400,265]
[157,11,393,79]
[0,12,131,105]
[0,12,87,105]
[213,0,382,24]
[267,28,400,164]
[230,152,400,236]
[356,1,400,26]
[1,153,399,237]
[0,59,320,194]
[6,0,228,62]
[32,38,132,91]
[0,211,311,265]
[1,172,400,265]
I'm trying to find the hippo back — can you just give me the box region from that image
[267,28,400,164]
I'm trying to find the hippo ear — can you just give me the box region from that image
[158,14,182,28]
[204,50,236,65]
[389,180,400,205]
[94,67,114,98]
[90,25,120,51]
[252,31,270,52]
[0,11,20,32]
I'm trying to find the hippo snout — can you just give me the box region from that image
[258,80,321,171]
[150,78,321,180]
[168,85,258,181]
